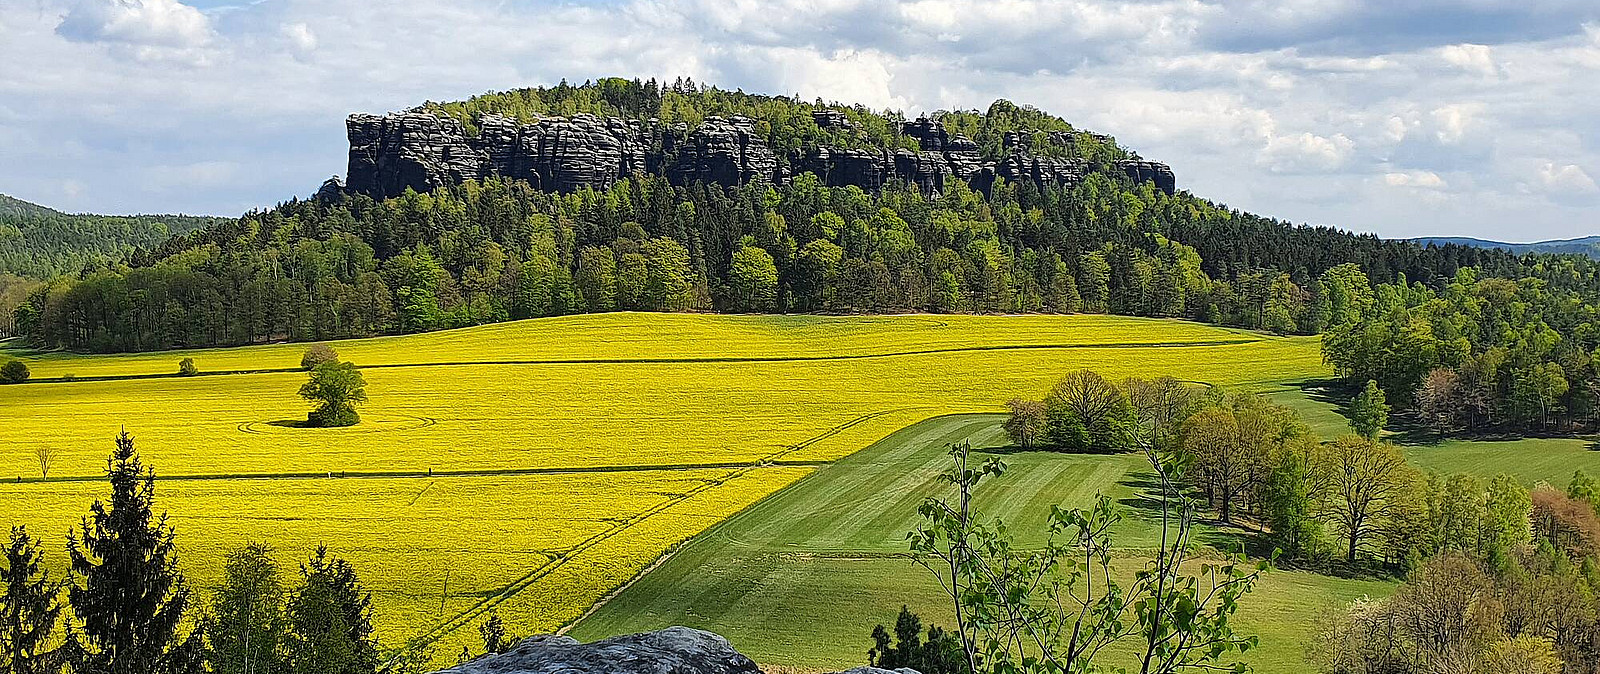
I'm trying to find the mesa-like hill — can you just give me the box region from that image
[12,77,1592,354]
[337,78,1173,201]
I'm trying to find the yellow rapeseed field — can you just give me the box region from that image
[0,313,1326,664]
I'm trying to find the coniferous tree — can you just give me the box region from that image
[65,432,202,674]
[2,527,64,674]
[284,546,377,674]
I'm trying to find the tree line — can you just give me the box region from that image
[1324,265,1600,435]
[13,162,1537,355]
[0,433,509,674]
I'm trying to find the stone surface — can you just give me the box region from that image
[430,627,923,674]
[436,627,759,674]
[342,110,1175,200]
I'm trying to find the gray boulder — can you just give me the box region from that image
[436,627,758,674]
[432,626,922,674]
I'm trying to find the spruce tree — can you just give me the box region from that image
[2,527,64,674]
[65,432,201,674]
[285,547,377,674]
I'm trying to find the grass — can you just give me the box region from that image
[0,313,1328,665]
[570,414,1394,672]
[1403,436,1600,488]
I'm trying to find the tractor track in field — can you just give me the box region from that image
[23,338,1261,384]
[2,458,832,485]
[392,408,917,659]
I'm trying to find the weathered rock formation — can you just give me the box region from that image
[342,110,1176,201]
[431,627,921,674]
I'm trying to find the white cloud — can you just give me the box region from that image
[1384,169,1447,189]
[1258,132,1355,173]
[1439,43,1497,77]
[281,22,317,57]
[56,0,212,48]
[1537,162,1600,194]
[1430,104,1478,144]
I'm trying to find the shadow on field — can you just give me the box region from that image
[266,419,313,429]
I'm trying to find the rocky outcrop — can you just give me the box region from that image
[431,627,921,674]
[1117,160,1177,195]
[341,110,1176,201]
[669,116,785,187]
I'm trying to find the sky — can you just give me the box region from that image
[0,0,1596,241]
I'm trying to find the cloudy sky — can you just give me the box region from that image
[1,0,1596,241]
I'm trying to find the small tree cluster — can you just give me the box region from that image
[909,439,1268,674]
[0,433,396,674]
[1005,371,1194,454]
[866,606,963,674]
[1312,547,1599,674]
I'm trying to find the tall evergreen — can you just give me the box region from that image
[64,432,201,674]
[2,527,64,674]
[285,546,377,674]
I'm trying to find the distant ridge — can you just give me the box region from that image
[0,193,62,218]
[1410,235,1600,259]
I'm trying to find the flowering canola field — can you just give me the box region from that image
[0,313,1325,663]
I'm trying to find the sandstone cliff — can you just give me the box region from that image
[342,110,1175,201]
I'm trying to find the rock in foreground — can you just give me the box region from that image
[434,627,919,674]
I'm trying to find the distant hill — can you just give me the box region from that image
[0,193,229,278]
[1411,235,1600,259]
[0,193,62,218]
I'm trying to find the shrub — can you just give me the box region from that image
[0,360,29,384]
[301,344,339,371]
[178,358,199,376]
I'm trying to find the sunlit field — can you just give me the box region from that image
[0,313,1327,664]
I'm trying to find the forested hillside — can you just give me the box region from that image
[0,194,224,278]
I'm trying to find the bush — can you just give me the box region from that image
[301,344,339,371]
[178,358,199,376]
[0,360,29,384]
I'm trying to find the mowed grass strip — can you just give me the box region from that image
[571,414,1396,672]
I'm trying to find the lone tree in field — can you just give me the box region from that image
[3,526,65,674]
[0,360,28,384]
[1348,379,1389,439]
[66,431,203,674]
[298,361,366,428]
[177,358,198,377]
[300,344,338,372]
[34,445,54,479]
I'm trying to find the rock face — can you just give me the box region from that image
[431,627,922,674]
[343,110,1176,201]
